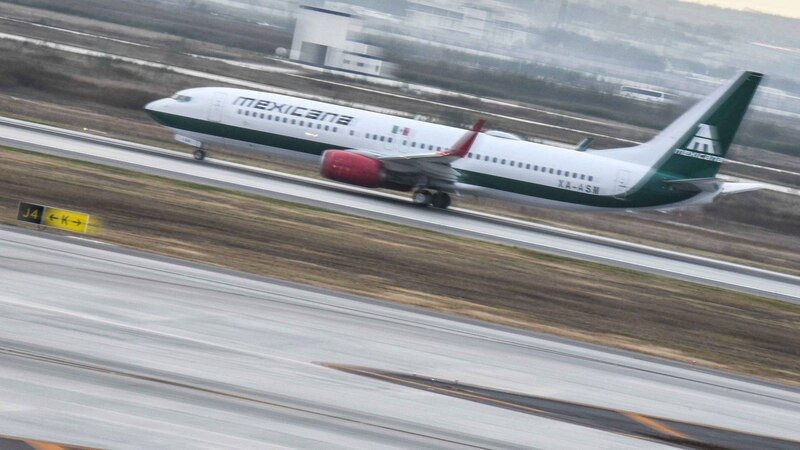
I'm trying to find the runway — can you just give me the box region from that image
[1,227,799,449]
[1,116,799,303]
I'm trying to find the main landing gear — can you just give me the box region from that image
[193,148,207,161]
[412,189,451,209]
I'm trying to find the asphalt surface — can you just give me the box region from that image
[1,228,799,449]
[1,117,799,304]
[332,365,800,450]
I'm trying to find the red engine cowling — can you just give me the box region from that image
[320,150,385,188]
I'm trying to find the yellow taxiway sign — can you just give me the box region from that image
[17,202,92,233]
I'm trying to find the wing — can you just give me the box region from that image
[345,119,485,189]
[375,119,485,163]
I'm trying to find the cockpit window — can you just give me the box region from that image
[171,94,192,102]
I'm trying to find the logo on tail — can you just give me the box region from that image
[675,124,725,163]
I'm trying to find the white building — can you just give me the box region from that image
[290,5,391,77]
[406,0,538,48]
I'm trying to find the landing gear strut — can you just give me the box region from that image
[193,148,207,161]
[412,190,451,209]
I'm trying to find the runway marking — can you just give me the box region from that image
[328,364,800,450]
[621,411,688,439]
[323,363,547,415]
[26,441,66,450]
[0,434,92,450]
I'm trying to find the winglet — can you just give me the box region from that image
[444,119,486,157]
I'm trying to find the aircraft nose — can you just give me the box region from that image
[144,98,172,125]
[144,98,169,112]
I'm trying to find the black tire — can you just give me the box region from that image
[193,149,206,160]
[431,192,451,209]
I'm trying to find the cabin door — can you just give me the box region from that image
[614,170,630,199]
[207,92,226,122]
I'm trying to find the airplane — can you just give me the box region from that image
[145,71,765,211]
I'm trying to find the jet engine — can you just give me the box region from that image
[320,150,385,188]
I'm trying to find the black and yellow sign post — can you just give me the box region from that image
[17,202,93,234]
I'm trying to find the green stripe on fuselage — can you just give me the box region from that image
[150,111,697,208]
[459,170,695,208]
[148,110,332,156]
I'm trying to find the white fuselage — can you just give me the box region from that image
[145,87,694,211]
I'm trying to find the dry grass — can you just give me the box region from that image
[1,147,799,385]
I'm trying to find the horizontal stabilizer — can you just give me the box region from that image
[721,181,765,195]
[665,178,765,196]
[664,178,721,193]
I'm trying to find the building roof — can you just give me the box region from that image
[299,5,353,18]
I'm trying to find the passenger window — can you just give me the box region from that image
[350,130,355,136]
[467,153,472,158]
[245,110,250,116]
[283,118,288,123]
[388,137,392,143]
[260,113,265,119]
[573,173,578,178]
[428,144,433,150]
[324,125,329,131]
[334,127,338,132]
[580,174,586,180]
[403,140,408,146]
[501,159,506,165]
[526,164,531,170]
[299,121,304,126]
[484,156,489,161]
[493,157,498,163]
[291,119,296,125]
[565,171,570,177]
[380,136,385,142]
[557,170,562,175]
[588,176,594,181]
[412,142,416,148]
[317,124,321,129]
[549,168,554,174]
[237,109,242,114]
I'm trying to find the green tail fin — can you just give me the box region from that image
[656,71,763,180]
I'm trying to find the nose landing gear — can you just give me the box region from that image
[193,149,207,160]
